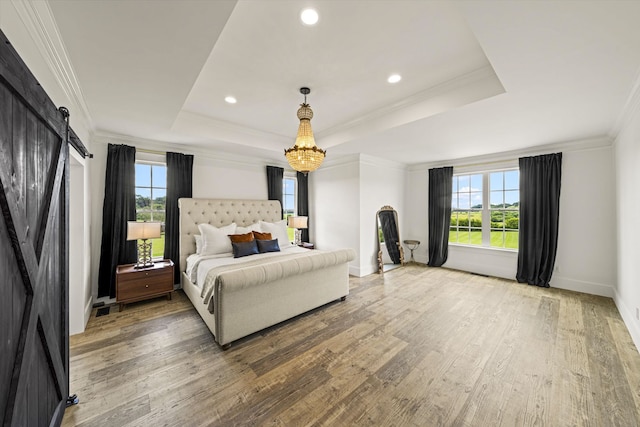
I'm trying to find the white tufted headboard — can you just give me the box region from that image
[178,198,282,275]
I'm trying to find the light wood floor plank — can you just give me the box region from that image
[62,265,640,426]
[583,300,639,426]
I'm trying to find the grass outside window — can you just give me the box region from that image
[449,229,518,249]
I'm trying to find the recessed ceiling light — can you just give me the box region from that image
[300,8,319,25]
[224,96,237,104]
[387,74,402,84]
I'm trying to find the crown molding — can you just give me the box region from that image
[406,136,613,173]
[91,131,287,170]
[11,0,94,131]
[312,153,407,174]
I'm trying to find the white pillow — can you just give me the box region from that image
[236,222,261,234]
[198,223,237,255]
[259,220,291,249]
[194,234,202,254]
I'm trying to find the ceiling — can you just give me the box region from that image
[47,0,640,165]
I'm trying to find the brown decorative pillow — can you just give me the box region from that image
[228,232,255,243]
[253,231,272,240]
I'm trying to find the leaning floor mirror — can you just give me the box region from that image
[376,205,404,273]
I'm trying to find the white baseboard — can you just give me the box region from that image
[551,276,614,298]
[95,296,116,305]
[614,290,640,354]
[443,258,516,281]
[349,264,362,277]
[437,245,614,298]
[351,263,381,277]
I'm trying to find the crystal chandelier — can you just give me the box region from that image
[285,87,326,174]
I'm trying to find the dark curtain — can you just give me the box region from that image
[297,171,309,242]
[97,144,137,298]
[379,211,401,264]
[266,166,284,210]
[428,166,453,267]
[517,153,562,287]
[164,152,194,284]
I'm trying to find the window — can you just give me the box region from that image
[135,162,167,258]
[450,169,519,249]
[282,175,296,241]
[450,174,483,245]
[490,170,519,249]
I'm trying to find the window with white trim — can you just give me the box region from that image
[450,174,483,246]
[449,169,519,249]
[282,174,297,241]
[489,170,519,249]
[135,162,166,258]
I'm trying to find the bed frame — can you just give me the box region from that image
[178,198,352,349]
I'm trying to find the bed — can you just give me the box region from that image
[179,198,356,349]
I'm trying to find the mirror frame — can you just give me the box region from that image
[376,205,404,273]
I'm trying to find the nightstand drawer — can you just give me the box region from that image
[117,271,173,301]
[118,267,171,284]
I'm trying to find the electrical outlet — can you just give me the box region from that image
[636,307,639,321]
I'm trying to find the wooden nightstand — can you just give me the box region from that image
[116,259,174,311]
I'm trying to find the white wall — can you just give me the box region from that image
[69,151,92,335]
[614,91,640,351]
[405,140,617,298]
[554,147,617,296]
[311,156,361,275]
[405,167,429,263]
[192,156,268,200]
[89,141,108,302]
[311,154,407,276]
[359,155,406,276]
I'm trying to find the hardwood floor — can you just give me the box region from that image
[62,265,640,426]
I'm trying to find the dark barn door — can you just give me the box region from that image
[0,30,70,426]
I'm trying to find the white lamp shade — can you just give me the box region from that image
[287,216,308,229]
[127,221,161,240]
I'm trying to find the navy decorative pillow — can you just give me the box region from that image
[257,238,280,254]
[232,240,259,258]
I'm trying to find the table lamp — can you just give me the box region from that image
[127,221,161,268]
[287,216,308,246]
